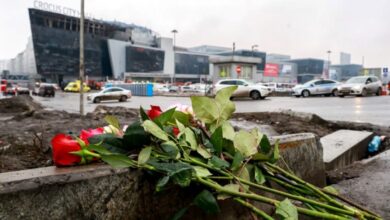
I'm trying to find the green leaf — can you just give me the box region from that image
[140,106,150,121]
[123,121,151,149]
[215,86,237,121]
[222,122,235,141]
[184,128,197,150]
[142,120,169,141]
[155,107,176,125]
[217,184,240,200]
[233,130,258,157]
[172,111,190,126]
[193,166,212,178]
[210,126,223,154]
[323,186,339,195]
[208,156,230,169]
[237,166,250,191]
[254,165,266,184]
[259,134,272,154]
[270,140,280,163]
[88,144,112,155]
[148,161,194,187]
[231,151,244,171]
[175,119,186,134]
[138,146,152,165]
[197,145,212,159]
[194,190,220,214]
[191,96,219,124]
[156,176,170,192]
[161,141,180,158]
[101,154,133,168]
[252,152,270,161]
[104,115,120,129]
[275,199,298,220]
[170,206,189,220]
[88,134,127,154]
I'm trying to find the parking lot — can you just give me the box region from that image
[32,92,390,126]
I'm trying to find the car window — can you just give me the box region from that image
[314,81,323,85]
[371,77,378,82]
[104,89,113,93]
[323,80,335,84]
[236,80,246,85]
[220,81,235,85]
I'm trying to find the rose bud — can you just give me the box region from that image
[51,134,82,166]
[147,105,163,120]
[80,127,104,144]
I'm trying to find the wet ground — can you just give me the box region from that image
[33,92,390,126]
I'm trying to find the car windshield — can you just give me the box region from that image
[243,80,254,85]
[346,77,367,84]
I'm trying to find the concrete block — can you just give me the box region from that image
[271,133,326,187]
[230,119,280,136]
[320,130,374,170]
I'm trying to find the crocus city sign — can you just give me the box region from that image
[33,0,95,20]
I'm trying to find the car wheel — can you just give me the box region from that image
[93,97,101,103]
[119,95,127,102]
[361,88,367,97]
[250,91,261,100]
[338,95,345,98]
[332,89,338,97]
[301,90,310,98]
[376,87,381,96]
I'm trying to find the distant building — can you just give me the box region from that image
[266,54,291,63]
[188,45,231,54]
[330,64,362,81]
[217,50,267,71]
[340,52,351,65]
[260,61,298,83]
[287,58,325,83]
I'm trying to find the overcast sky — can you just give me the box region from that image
[1,0,389,68]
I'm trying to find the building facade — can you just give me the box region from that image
[330,64,362,81]
[288,58,325,83]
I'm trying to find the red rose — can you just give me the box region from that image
[147,105,163,120]
[51,134,82,166]
[173,127,180,137]
[80,127,104,144]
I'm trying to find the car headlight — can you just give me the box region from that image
[353,85,362,90]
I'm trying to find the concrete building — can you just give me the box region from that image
[209,56,261,82]
[330,64,362,82]
[188,45,230,54]
[266,53,291,63]
[288,58,325,83]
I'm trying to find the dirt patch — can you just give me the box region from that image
[0,95,42,113]
[0,97,139,173]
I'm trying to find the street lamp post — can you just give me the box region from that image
[326,50,331,79]
[79,0,85,115]
[251,44,258,56]
[171,29,178,84]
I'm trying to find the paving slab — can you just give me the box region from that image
[230,120,280,137]
[320,129,373,170]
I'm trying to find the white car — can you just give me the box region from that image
[87,87,132,103]
[214,79,271,100]
[337,76,382,97]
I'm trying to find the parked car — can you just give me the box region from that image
[292,79,340,98]
[64,80,91,92]
[87,87,132,103]
[169,86,179,93]
[15,86,30,95]
[214,79,271,100]
[32,84,56,97]
[337,76,382,97]
[181,86,196,93]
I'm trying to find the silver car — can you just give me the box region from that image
[87,87,132,103]
[337,76,382,97]
[292,79,340,98]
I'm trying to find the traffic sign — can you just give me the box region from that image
[383,67,388,73]
[236,65,241,74]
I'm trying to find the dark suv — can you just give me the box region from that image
[33,84,55,97]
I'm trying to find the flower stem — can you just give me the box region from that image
[233,198,274,220]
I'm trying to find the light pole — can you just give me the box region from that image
[171,29,178,84]
[79,0,85,115]
[251,44,258,56]
[326,50,331,79]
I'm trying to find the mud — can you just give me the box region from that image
[0,96,139,173]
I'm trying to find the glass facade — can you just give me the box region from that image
[289,59,324,75]
[175,53,209,75]
[217,50,266,71]
[126,46,165,73]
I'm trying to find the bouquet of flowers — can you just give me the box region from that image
[51,86,381,220]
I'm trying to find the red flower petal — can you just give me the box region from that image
[80,127,104,144]
[147,105,163,120]
[51,134,82,166]
[172,127,180,137]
